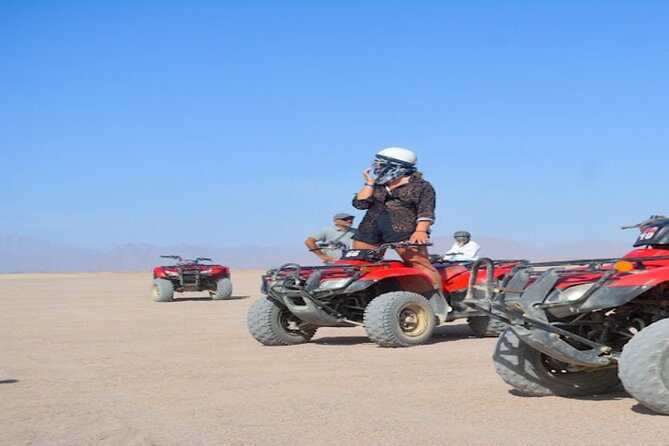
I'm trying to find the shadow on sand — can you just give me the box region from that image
[506,386,665,415]
[312,323,479,346]
[0,379,19,384]
[171,295,251,302]
[508,387,630,402]
[631,403,664,416]
[314,336,373,346]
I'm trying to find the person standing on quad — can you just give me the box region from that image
[444,230,480,262]
[352,147,442,290]
[304,212,357,263]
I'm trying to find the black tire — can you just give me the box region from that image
[246,296,317,346]
[619,318,669,415]
[493,327,620,397]
[211,277,233,300]
[152,278,174,302]
[363,291,436,348]
[467,315,507,337]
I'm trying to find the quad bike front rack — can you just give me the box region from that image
[265,263,365,326]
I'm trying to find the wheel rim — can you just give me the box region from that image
[398,303,429,337]
[279,309,310,337]
[151,284,159,297]
[540,354,608,380]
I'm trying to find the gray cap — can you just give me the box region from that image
[333,212,354,220]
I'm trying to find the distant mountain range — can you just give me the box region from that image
[0,232,630,273]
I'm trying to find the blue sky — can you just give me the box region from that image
[1,1,667,249]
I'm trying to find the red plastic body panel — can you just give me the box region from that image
[439,261,520,292]
[328,259,520,293]
[153,264,230,279]
[546,247,669,290]
[613,248,669,287]
[153,267,167,278]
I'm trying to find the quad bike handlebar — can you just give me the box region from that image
[161,255,183,261]
[621,214,667,230]
[369,241,432,252]
[160,255,213,264]
[311,241,431,254]
[343,242,432,261]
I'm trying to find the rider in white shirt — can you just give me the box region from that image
[444,231,480,261]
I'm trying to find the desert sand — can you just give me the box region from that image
[1,271,666,446]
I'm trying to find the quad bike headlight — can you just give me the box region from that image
[199,268,213,275]
[165,270,180,276]
[318,278,351,290]
[544,283,596,305]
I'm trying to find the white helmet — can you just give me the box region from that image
[376,147,417,166]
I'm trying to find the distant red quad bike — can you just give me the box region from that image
[151,255,233,302]
[468,215,669,415]
[246,242,526,348]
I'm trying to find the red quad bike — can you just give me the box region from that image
[246,242,525,347]
[466,215,669,415]
[152,255,233,302]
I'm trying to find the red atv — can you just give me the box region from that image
[152,255,233,302]
[246,242,525,347]
[468,215,669,415]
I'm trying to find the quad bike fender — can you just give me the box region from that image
[359,268,435,293]
[610,267,669,288]
[153,267,168,279]
[208,265,230,277]
[342,269,449,319]
[436,264,470,290]
[359,270,449,320]
[440,263,510,293]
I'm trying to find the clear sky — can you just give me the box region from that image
[1,1,667,249]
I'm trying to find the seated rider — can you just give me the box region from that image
[444,231,480,262]
[304,213,357,263]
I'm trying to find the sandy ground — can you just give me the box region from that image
[1,271,667,446]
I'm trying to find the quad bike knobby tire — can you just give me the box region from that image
[363,291,436,348]
[211,277,233,300]
[493,327,620,397]
[619,318,669,415]
[467,315,507,337]
[246,296,317,346]
[152,278,174,302]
